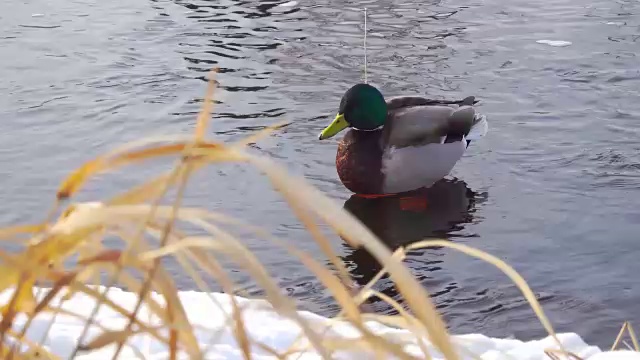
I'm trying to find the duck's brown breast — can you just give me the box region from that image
[336,129,384,194]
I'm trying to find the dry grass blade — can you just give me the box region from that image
[628,323,640,351]
[180,248,251,355]
[283,243,420,360]
[231,299,252,360]
[77,329,140,353]
[43,305,149,359]
[194,68,219,141]
[612,322,640,351]
[544,349,583,360]
[56,142,221,200]
[8,268,83,357]
[103,266,169,325]
[138,237,222,261]
[339,247,406,317]
[4,328,60,360]
[151,266,202,356]
[107,172,176,206]
[66,283,169,344]
[405,240,565,353]
[0,224,46,241]
[230,121,289,149]
[282,196,353,296]
[31,271,77,315]
[364,289,433,360]
[0,273,36,351]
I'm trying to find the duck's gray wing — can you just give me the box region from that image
[383,96,479,148]
[386,95,478,111]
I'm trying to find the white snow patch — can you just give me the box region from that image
[2,286,638,359]
[536,39,573,47]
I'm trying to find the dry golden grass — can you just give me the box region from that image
[0,70,634,359]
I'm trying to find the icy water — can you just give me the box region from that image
[1,0,640,347]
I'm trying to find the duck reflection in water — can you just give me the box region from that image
[339,178,484,312]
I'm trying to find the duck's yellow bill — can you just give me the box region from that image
[318,113,348,140]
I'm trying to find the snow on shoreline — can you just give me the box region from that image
[1,286,638,359]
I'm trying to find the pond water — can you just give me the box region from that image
[1,0,639,348]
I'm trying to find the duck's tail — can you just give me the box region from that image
[466,113,488,141]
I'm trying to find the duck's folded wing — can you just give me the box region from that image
[384,102,478,148]
[386,95,477,111]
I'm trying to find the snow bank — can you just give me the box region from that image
[3,287,638,359]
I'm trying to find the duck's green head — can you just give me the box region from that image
[318,83,388,140]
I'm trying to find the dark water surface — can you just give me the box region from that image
[2,0,640,347]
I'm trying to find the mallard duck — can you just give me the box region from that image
[318,83,488,195]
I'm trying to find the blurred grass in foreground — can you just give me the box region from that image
[0,71,636,360]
